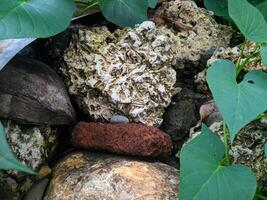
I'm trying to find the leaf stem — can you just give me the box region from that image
[76,1,98,16]
[223,122,230,165]
[236,43,260,76]
[255,193,267,200]
[236,39,248,68]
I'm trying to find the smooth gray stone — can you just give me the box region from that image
[0,56,76,125]
[24,178,50,200]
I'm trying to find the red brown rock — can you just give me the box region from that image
[72,122,173,157]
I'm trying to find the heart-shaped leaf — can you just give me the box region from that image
[0,121,35,174]
[207,59,267,141]
[179,125,257,200]
[0,0,75,39]
[257,1,267,20]
[148,0,158,8]
[204,0,229,17]
[229,0,267,43]
[97,0,148,27]
[260,43,267,67]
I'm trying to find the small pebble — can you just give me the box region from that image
[110,115,129,123]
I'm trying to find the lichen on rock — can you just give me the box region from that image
[61,21,176,126]
[3,120,58,171]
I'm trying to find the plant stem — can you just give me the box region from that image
[76,1,98,16]
[223,122,230,165]
[236,43,260,77]
[255,193,267,200]
[236,39,248,67]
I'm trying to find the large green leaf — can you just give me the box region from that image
[0,0,75,39]
[207,59,267,141]
[148,0,158,8]
[260,43,267,67]
[228,0,267,42]
[204,0,228,17]
[179,125,257,200]
[97,0,148,27]
[257,1,267,21]
[0,121,35,174]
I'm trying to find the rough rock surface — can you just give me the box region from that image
[61,21,176,126]
[0,56,76,125]
[72,122,173,157]
[3,120,58,171]
[0,120,57,200]
[44,152,179,200]
[153,0,233,77]
[192,121,267,192]
[195,42,267,93]
[161,88,208,143]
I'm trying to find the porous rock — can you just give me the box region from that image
[0,56,76,125]
[192,121,267,191]
[61,21,176,127]
[153,0,233,77]
[44,152,179,200]
[0,120,57,200]
[72,122,173,157]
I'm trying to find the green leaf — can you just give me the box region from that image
[265,143,267,158]
[204,0,228,17]
[180,125,257,200]
[207,59,267,141]
[257,1,267,21]
[97,0,149,27]
[0,0,75,39]
[228,0,267,43]
[260,43,267,67]
[148,0,158,8]
[0,121,35,174]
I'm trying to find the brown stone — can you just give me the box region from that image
[44,152,179,200]
[72,122,173,157]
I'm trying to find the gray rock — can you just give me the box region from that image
[161,88,208,143]
[24,178,50,200]
[44,152,179,200]
[0,56,76,125]
[110,115,129,123]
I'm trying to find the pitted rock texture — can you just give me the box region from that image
[72,122,173,157]
[44,152,179,200]
[3,120,58,171]
[0,56,76,125]
[153,0,233,73]
[61,21,176,127]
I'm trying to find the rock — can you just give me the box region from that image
[195,42,267,93]
[72,122,173,157]
[191,121,267,192]
[153,0,233,81]
[24,178,50,200]
[0,172,20,200]
[60,21,176,127]
[0,120,57,199]
[0,56,76,125]
[44,152,179,200]
[110,115,129,123]
[160,88,208,143]
[3,120,58,171]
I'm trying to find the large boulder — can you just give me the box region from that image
[44,152,179,200]
[0,56,76,125]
